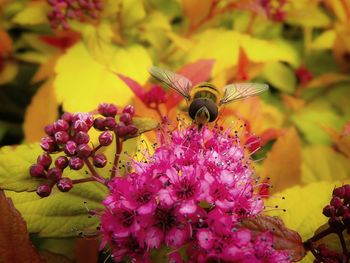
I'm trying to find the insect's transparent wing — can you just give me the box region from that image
[149,66,192,100]
[219,83,269,105]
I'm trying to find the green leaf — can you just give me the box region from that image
[262,62,296,94]
[0,144,45,192]
[291,99,344,144]
[0,129,148,237]
[5,183,106,237]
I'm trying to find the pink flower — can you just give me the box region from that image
[100,123,290,262]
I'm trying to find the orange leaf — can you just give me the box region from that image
[281,94,305,112]
[261,127,302,193]
[241,215,306,261]
[303,73,349,89]
[23,78,59,142]
[0,190,44,262]
[32,53,61,83]
[0,28,12,55]
[325,126,350,159]
[181,0,214,29]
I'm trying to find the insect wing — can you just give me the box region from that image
[219,83,268,105]
[149,66,192,100]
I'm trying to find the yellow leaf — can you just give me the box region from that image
[0,60,18,85]
[287,5,331,28]
[167,31,193,51]
[261,127,302,193]
[265,181,349,245]
[262,62,297,93]
[122,0,146,27]
[54,42,151,112]
[187,29,297,78]
[311,30,336,50]
[12,1,49,25]
[301,145,350,184]
[23,78,59,143]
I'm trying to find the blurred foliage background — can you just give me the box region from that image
[1,0,350,262]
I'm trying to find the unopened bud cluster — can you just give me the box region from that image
[30,103,138,198]
[47,0,103,30]
[322,185,350,231]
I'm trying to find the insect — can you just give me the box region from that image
[149,66,268,127]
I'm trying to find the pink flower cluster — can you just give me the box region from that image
[47,0,103,30]
[100,125,291,262]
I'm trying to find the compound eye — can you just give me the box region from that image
[188,99,218,122]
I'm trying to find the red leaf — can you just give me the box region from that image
[40,31,81,50]
[241,215,306,261]
[117,73,145,101]
[0,190,44,262]
[75,237,99,263]
[236,47,250,81]
[177,59,215,85]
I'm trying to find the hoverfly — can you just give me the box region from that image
[149,66,268,127]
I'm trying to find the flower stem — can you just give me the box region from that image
[72,177,96,184]
[91,144,102,155]
[84,159,106,185]
[111,135,123,178]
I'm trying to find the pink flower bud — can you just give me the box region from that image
[99,131,113,146]
[61,112,73,123]
[123,105,135,117]
[74,131,90,145]
[47,167,63,181]
[126,124,138,135]
[77,144,92,158]
[36,184,52,198]
[54,131,69,144]
[53,119,69,131]
[93,153,107,168]
[57,177,73,192]
[93,117,106,131]
[98,103,118,117]
[115,123,128,137]
[120,113,132,125]
[331,197,343,209]
[333,186,345,198]
[69,157,84,170]
[45,124,55,136]
[55,156,69,169]
[37,153,52,169]
[40,136,55,152]
[73,119,89,132]
[30,164,45,177]
[64,140,77,156]
[104,117,116,129]
[73,113,94,127]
